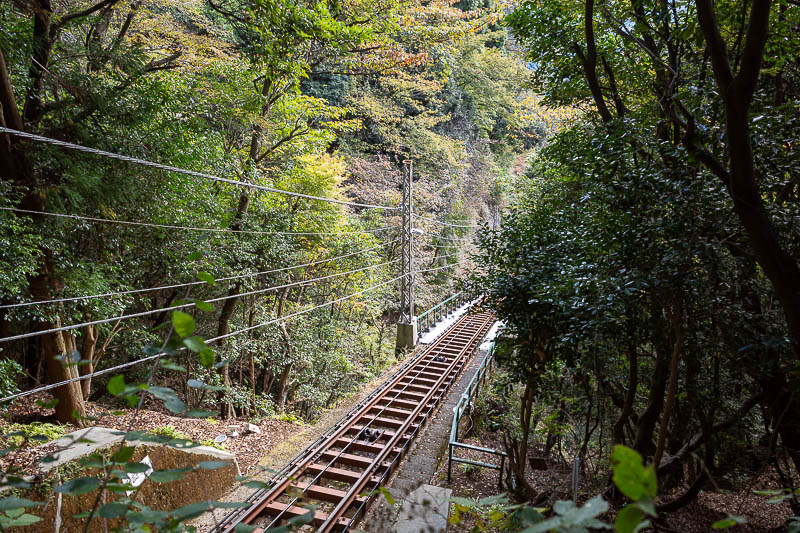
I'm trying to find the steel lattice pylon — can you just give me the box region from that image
[399,160,415,324]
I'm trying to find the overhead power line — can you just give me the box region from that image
[426,233,472,243]
[0,207,396,237]
[0,240,399,310]
[0,127,399,211]
[0,276,402,404]
[416,260,469,275]
[413,214,477,229]
[0,260,398,343]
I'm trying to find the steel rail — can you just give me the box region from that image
[341,310,495,531]
[222,311,479,531]
[215,306,494,532]
[209,323,457,532]
[260,312,477,530]
[269,311,493,532]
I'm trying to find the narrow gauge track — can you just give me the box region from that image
[212,306,495,533]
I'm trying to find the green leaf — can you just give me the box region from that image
[164,397,187,414]
[114,446,136,464]
[242,480,271,489]
[172,311,195,337]
[186,409,217,418]
[107,375,125,396]
[712,515,747,529]
[233,524,258,533]
[35,398,59,409]
[197,271,216,285]
[124,462,153,473]
[196,461,230,470]
[199,347,215,368]
[0,496,43,511]
[213,501,250,508]
[147,386,177,401]
[0,513,42,527]
[160,360,187,372]
[616,504,644,533]
[54,477,101,495]
[172,501,211,521]
[183,336,207,353]
[195,300,213,312]
[611,445,657,501]
[187,251,203,261]
[149,468,192,483]
[98,502,129,518]
[378,486,394,505]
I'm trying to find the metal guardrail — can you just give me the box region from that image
[416,291,467,333]
[447,337,506,490]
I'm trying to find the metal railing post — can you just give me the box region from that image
[448,442,453,483]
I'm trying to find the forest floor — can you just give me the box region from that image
[0,392,300,477]
[435,429,794,532]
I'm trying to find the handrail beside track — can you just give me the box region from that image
[416,291,467,333]
[447,337,506,490]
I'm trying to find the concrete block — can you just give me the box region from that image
[396,321,419,351]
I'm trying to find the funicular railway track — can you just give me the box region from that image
[212,305,496,533]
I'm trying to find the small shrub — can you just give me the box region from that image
[273,411,304,425]
[149,425,190,440]
[0,358,23,400]
[200,438,226,450]
[3,422,68,446]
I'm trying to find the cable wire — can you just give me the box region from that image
[0,260,398,343]
[413,214,477,229]
[0,240,399,310]
[0,276,402,403]
[416,260,469,275]
[0,127,398,211]
[0,207,396,237]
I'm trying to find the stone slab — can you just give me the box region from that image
[42,426,125,472]
[394,484,452,533]
[40,426,239,474]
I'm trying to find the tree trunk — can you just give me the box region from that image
[633,343,670,459]
[613,318,638,445]
[654,304,685,467]
[696,0,800,359]
[80,324,97,399]
[276,363,292,412]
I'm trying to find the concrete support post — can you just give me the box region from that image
[396,160,417,351]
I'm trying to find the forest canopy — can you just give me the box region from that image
[470,0,800,522]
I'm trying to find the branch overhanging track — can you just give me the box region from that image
[212,304,495,533]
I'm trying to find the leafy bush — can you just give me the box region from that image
[0,358,23,400]
[3,422,68,446]
[149,425,190,440]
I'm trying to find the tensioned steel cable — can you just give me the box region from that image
[428,232,473,242]
[0,260,398,343]
[416,260,468,274]
[0,127,399,211]
[0,276,402,403]
[0,240,399,310]
[413,214,477,228]
[0,207,396,237]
